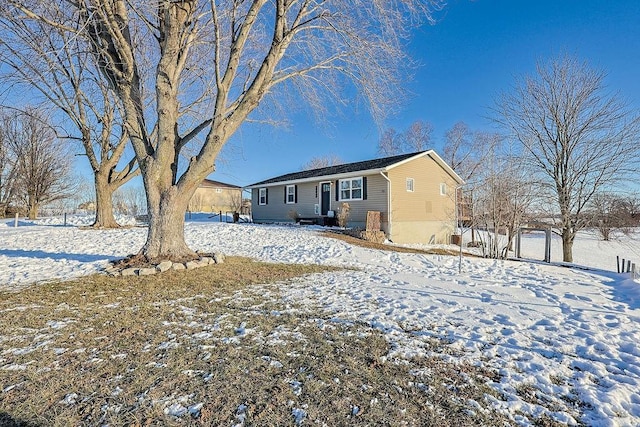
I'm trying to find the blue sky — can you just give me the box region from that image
[207,0,640,187]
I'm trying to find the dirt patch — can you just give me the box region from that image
[321,230,464,256]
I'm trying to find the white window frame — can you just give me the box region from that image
[339,177,363,201]
[215,188,223,194]
[440,183,447,196]
[258,188,267,205]
[406,178,414,192]
[286,185,296,204]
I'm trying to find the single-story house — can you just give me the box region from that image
[188,179,246,214]
[246,150,464,244]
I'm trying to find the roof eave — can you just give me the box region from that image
[245,167,387,189]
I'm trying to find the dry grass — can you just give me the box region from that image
[321,231,465,256]
[0,257,509,426]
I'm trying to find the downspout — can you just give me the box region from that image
[380,171,392,240]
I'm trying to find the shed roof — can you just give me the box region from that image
[199,179,241,189]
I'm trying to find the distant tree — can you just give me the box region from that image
[442,122,499,182]
[494,55,640,262]
[404,120,433,152]
[114,186,146,217]
[301,155,343,170]
[377,120,433,156]
[0,113,20,217]
[0,9,139,228]
[377,128,403,156]
[4,109,74,219]
[472,140,535,258]
[227,190,244,216]
[589,192,640,240]
[589,193,624,241]
[623,194,640,226]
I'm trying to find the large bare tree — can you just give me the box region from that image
[3,109,74,219]
[495,55,640,262]
[5,0,443,262]
[0,8,138,228]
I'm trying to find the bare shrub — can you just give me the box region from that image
[288,209,300,222]
[337,202,351,228]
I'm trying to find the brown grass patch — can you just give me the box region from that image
[322,230,463,256]
[0,257,510,426]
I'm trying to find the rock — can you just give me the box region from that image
[213,253,225,264]
[185,260,200,270]
[104,265,120,277]
[156,261,173,272]
[121,268,138,276]
[201,257,214,265]
[138,267,156,276]
[172,263,186,271]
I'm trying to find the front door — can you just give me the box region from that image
[321,183,331,215]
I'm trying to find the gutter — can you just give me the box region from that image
[380,171,392,240]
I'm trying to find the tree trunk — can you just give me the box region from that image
[561,230,574,263]
[141,185,197,262]
[28,200,38,220]
[92,172,120,228]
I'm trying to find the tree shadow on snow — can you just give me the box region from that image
[0,248,115,263]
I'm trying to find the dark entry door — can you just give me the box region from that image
[321,183,331,215]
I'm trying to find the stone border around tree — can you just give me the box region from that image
[103,253,226,277]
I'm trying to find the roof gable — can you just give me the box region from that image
[247,151,430,187]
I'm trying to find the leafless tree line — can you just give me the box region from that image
[0,108,74,219]
[0,4,138,228]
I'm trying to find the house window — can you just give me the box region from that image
[406,178,414,192]
[339,177,363,201]
[259,188,268,205]
[286,185,296,204]
[440,183,447,196]
[215,188,223,193]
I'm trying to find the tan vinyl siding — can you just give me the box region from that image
[387,154,458,244]
[188,187,242,213]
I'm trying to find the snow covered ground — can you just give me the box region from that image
[1,215,639,426]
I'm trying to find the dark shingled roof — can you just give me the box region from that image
[248,151,427,187]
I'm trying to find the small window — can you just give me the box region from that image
[259,188,267,205]
[440,183,447,196]
[286,185,296,204]
[339,177,363,201]
[215,188,223,193]
[406,178,414,192]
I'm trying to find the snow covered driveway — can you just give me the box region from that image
[1,220,639,425]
